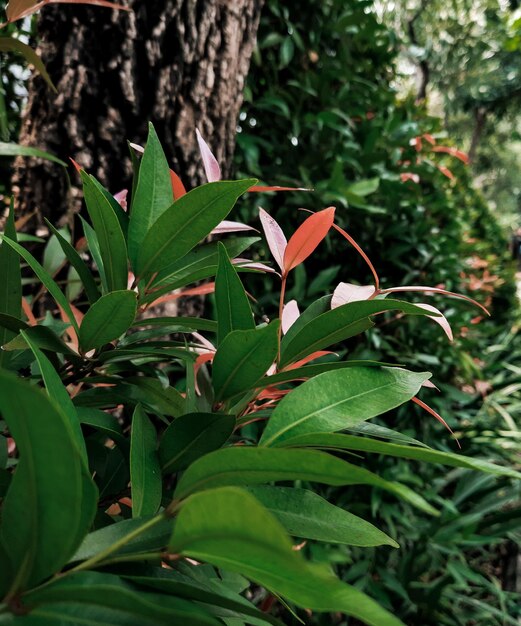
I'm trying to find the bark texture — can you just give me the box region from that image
[13,0,263,229]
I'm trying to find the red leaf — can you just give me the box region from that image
[8,0,130,22]
[332,222,380,290]
[69,157,82,173]
[437,165,455,180]
[170,169,186,199]
[21,297,37,326]
[149,282,215,306]
[259,208,287,272]
[412,396,461,448]
[196,128,221,183]
[432,146,469,164]
[283,206,335,274]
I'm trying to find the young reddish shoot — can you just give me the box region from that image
[412,396,461,449]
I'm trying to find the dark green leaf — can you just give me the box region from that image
[280,298,441,367]
[260,367,430,446]
[128,123,174,265]
[159,412,235,473]
[215,242,254,344]
[170,487,404,626]
[213,322,279,402]
[45,220,101,304]
[173,446,438,515]
[0,37,57,92]
[81,171,128,292]
[79,290,137,351]
[130,405,162,518]
[136,179,256,276]
[0,200,21,368]
[247,485,398,547]
[0,372,97,594]
[3,324,76,355]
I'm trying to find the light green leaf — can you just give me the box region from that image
[213,322,279,402]
[174,446,438,515]
[81,171,128,292]
[159,412,235,473]
[247,486,398,547]
[170,487,404,626]
[128,123,174,265]
[277,432,521,480]
[347,177,380,196]
[130,406,162,518]
[136,179,256,276]
[215,242,254,344]
[0,141,66,164]
[79,290,137,351]
[0,371,97,595]
[279,299,440,368]
[260,367,430,446]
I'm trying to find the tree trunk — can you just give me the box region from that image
[468,107,487,164]
[12,0,263,230]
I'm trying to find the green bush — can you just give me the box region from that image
[0,124,518,625]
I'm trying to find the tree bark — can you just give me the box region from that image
[468,106,487,164]
[12,0,263,230]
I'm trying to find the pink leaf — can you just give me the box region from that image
[283,206,335,274]
[437,165,455,180]
[114,189,128,211]
[281,300,300,334]
[331,283,376,309]
[379,285,489,316]
[211,220,258,235]
[191,332,216,353]
[248,185,312,193]
[400,172,420,184]
[232,258,279,275]
[170,169,186,199]
[7,0,130,22]
[259,208,287,272]
[196,128,221,183]
[414,303,454,342]
[129,142,144,154]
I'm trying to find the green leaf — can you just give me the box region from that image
[0,37,57,92]
[130,406,162,518]
[0,236,79,334]
[95,179,129,239]
[260,367,430,446]
[0,142,66,165]
[0,371,97,595]
[81,171,128,292]
[131,316,217,334]
[23,571,221,626]
[253,359,398,387]
[170,487,404,626]
[136,179,256,276]
[279,299,439,368]
[212,322,279,402]
[277,432,521,480]
[2,324,76,355]
[128,123,174,266]
[45,220,101,304]
[125,567,284,626]
[347,177,380,196]
[0,199,21,368]
[173,446,438,515]
[79,290,137,351]
[76,406,128,451]
[159,412,235,473]
[247,486,398,547]
[80,215,107,292]
[215,242,254,343]
[21,330,86,461]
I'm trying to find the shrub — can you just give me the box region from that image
[0,124,517,625]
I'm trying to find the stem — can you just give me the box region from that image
[67,513,166,575]
[277,275,287,365]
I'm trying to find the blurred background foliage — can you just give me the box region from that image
[1,0,520,623]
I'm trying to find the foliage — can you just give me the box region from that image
[0,123,517,624]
